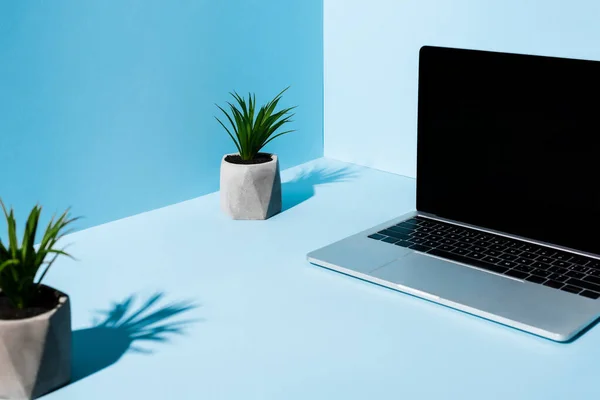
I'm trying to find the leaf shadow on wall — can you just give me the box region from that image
[70,292,200,385]
[281,165,359,212]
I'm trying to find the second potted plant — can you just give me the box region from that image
[0,200,78,399]
[215,87,296,220]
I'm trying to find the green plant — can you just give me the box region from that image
[0,199,78,309]
[215,87,296,161]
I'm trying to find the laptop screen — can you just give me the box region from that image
[417,46,600,256]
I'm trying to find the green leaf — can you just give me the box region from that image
[260,130,296,150]
[22,205,41,269]
[215,116,242,154]
[0,259,19,274]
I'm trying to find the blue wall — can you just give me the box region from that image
[0,0,323,231]
[324,0,600,178]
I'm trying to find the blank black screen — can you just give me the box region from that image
[417,46,600,255]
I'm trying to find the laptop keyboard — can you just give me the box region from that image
[368,216,600,300]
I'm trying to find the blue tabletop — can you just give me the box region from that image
[42,157,600,399]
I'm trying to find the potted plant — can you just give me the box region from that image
[215,87,296,220]
[0,200,78,400]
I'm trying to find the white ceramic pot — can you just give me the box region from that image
[220,153,282,220]
[0,286,71,399]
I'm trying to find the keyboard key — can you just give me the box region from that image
[409,237,427,244]
[423,241,439,247]
[506,248,522,255]
[532,269,551,277]
[431,230,446,236]
[520,252,539,260]
[589,269,600,277]
[409,244,433,252]
[482,256,500,264]
[580,290,600,300]
[368,233,385,240]
[452,248,470,256]
[394,240,413,248]
[548,273,568,282]
[483,249,502,257]
[531,261,551,270]
[470,246,486,253]
[543,280,564,289]
[468,252,485,260]
[446,233,461,240]
[554,252,573,261]
[499,260,517,268]
[379,229,411,240]
[398,219,419,227]
[428,249,508,274]
[560,285,582,294]
[489,244,508,252]
[515,258,534,265]
[438,244,456,252]
[417,227,433,233]
[505,269,528,279]
[536,248,556,257]
[473,240,490,247]
[441,239,457,245]
[565,278,600,293]
[514,265,534,273]
[552,260,571,268]
[537,256,553,263]
[566,270,585,280]
[499,253,518,261]
[525,275,546,284]
[382,237,399,244]
[454,242,472,249]
[519,244,540,252]
[427,235,443,242]
[460,237,476,243]
[583,275,600,285]
[476,233,494,241]
[411,232,429,239]
[461,231,479,238]
[488,237,510,245]
[388,225,414,235]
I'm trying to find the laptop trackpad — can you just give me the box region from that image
[371,252,516,301]
[369,251,567,325]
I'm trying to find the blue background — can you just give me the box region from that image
[324,0,600,178]
[0,0,323,230]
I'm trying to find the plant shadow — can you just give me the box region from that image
[281,165,358,212]
[70,292,199,384]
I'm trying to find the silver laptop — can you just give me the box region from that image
[307,45,600,342]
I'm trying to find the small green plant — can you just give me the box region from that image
[215,87,296,161]
[0,199,78,309]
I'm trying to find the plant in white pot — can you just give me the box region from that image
[0,200,78,399]
[216,87,296,220]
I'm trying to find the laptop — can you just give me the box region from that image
[307,45,600,342]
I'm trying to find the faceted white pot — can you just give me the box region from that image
[220,153,282,220]
[0,286,71,400]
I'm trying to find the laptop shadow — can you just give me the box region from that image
[69,292,200,385]
[281,164,358,212]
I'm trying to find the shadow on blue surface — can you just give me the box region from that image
[281,165,358,212]
[70,292,199,385]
